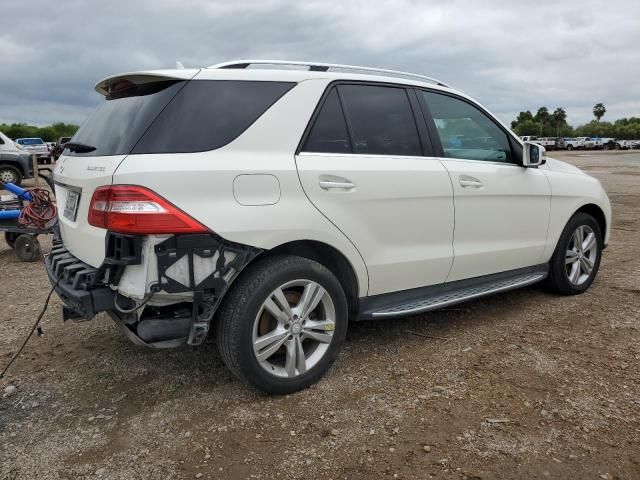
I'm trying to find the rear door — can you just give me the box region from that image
[418,90,551,281]
[295,83,454,295]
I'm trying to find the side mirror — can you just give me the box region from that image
[523,141,546,167]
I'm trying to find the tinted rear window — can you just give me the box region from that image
[133,80,294,154]
[67,80,295,157]
[68,81,185,156]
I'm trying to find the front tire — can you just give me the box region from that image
[215,255,348,394]
[547,212,602,295]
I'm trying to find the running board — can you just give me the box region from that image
[359,266,548,320]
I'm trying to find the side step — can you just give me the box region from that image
[360,266,548,320]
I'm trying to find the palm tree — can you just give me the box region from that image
[593,103,606,123]
[552,107,567,136]
[535,107,550,136]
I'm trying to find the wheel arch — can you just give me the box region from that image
[261,240,361,319]
[0,161,25,176]
[575,203,607,243]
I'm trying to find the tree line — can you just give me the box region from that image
[3,103,640,143]
[511,103,640,140]
[0,122,79,142]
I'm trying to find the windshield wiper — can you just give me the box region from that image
[64,141,96,153]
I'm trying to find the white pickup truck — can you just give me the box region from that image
[564,137,595,150]
[520,136,564,150]
[15,137,51,162]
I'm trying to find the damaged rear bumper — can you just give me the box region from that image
[45,231,260,346]
[45,241,115,320]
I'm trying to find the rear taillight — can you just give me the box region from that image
[88,185,208,234]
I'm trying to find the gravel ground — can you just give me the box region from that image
[1,151,639,480]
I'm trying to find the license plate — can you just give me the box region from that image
[63,190,80,221]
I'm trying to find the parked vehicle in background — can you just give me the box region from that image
[598,138,618,150]
[630,140,640,149]
[590,138,603,150]
[614,139,631,150]
[564,137,594,150]
[0,131,34,185]
[51,136,72,161]
[577,137,595,149]
[15,137,51,163]
[48,60,611,393]
[536,137,565,150]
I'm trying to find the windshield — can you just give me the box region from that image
[17,138,44,145]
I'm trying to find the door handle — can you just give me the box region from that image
[459,175,483,188]
[319,179,355,190]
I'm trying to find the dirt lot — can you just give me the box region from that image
[1,151,638,480]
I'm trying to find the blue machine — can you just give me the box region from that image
[2,182,33,202]
[0,182,33,219]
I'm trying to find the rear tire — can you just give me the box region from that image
[566,144,573,151]
[546,213,602,295]
[215,255,348,394]
[15,234,41,262]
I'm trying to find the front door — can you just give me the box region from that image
[419,90,551,282]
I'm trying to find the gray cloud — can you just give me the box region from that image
[1,0,638,127]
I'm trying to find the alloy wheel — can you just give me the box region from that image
[252,279,336,378]
[0,168,17,184]
[565,225,598,286]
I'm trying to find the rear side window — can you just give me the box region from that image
[302,89,351,154]
[339,84,422,156]
[67,80,295,156]
[133,81,295,154]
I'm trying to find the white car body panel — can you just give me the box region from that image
[52,64,612,308]
[440,159,551,281]
[541,157,611,259]
[0,131,22,153]
[54,154,127,267]
[296,152,454,295]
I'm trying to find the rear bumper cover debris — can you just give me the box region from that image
[45,241,114,320]
[46,230,260,344]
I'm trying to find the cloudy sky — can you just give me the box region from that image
[1,0,638,127]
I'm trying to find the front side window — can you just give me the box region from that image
[422,91,513,163]
[339,84,422,156]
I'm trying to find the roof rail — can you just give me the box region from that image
[207,60,451,88]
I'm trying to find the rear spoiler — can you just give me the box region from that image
[94,69,201,96]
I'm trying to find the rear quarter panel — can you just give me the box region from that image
[112,78,370,296]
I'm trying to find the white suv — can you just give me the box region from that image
[48,61,611,393]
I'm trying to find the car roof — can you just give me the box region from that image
[95,60,460,97]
